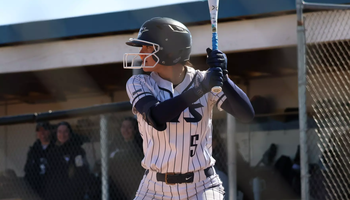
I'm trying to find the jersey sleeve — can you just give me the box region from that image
[126,75,155,114]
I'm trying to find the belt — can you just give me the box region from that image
[146,166,214,185]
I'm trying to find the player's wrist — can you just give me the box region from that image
[193,83,208,97]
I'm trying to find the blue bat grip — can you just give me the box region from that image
[212,32,218,50]
[210,32,221,93]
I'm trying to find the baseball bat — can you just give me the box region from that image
[208,0,222,93]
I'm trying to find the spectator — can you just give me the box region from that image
[24,121,54,199]
[108,116,144,200]
[45,121,90,200]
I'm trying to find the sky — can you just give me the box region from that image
[0,0,202,26]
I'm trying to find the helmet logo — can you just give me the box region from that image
[138,27,149,37]
[173,56,181,63]
[168,25,188,33]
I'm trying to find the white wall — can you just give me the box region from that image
[235,128,322,167]
[236,130,300,167]
[249,75,298,112]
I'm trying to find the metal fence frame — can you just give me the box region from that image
[296,1,350,199]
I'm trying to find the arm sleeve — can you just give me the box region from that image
[127,75,203,131]
[135,87,202,124]
[220,77,255,123]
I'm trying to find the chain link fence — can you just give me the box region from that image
[298,2,350,200]
[0,102,234,200]
[1,111,143,200]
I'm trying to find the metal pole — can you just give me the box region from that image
[296,1,309,200]
[4,102,7,169]
[100,115,109,200]
[304,2,350,10]
[227,114,237,200]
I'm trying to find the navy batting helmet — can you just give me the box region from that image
[124,17,192,68]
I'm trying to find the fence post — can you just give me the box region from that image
[296,0,309,200]
[100,114,109,200]
[227,114,237,200]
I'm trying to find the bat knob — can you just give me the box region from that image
[211,86,222,93]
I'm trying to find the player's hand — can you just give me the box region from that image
[200,67,224,93]
[206,48,228,81]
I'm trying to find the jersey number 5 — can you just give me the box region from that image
[190,134,199,157]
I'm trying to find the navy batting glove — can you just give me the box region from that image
[193,67,223,97]
[206,48,228,80]
[194,67,223,97]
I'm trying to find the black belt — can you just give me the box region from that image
[146,166,214,185]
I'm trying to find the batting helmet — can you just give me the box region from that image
[123,17,192,68]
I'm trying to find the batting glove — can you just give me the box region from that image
[206,48,228,81]
[194,67,224,97]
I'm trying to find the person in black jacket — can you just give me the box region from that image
[108,116,144,200]
[45,121,90,200]
[24,121,54,199]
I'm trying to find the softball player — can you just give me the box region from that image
[124,17,254,200]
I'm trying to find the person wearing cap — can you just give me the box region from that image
[24,121,54,199]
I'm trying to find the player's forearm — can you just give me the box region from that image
[150,88,202,124]
[134,88,202,131]
[221,78,255,122]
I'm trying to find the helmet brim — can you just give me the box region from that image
[126,39,152,47]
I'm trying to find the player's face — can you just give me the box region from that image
[37,127,51,144]
[57,125,70,144]
[140,45,158,72]
[120,120,135,142]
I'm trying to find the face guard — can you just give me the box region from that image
[123,39,161,69]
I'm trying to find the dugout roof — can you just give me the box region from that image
[0,0,349,104]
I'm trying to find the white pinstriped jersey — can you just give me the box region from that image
[126,66,227,174]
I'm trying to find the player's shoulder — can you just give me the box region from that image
[186,66,206,81]
[186,65,205,78]
[126,74,154,84]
